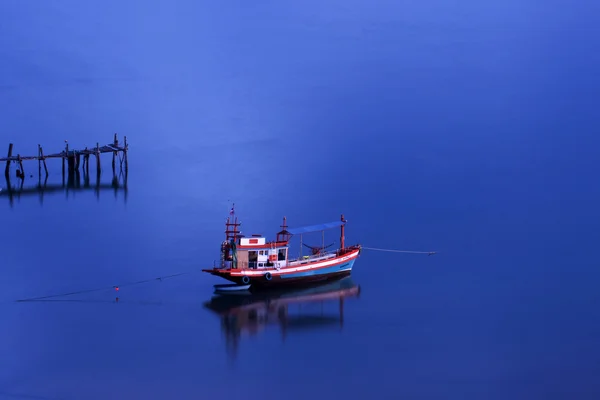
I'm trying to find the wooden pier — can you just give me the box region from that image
[1,134,128,206]
[2,133,128,182]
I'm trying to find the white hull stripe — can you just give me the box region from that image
[230,250,359,276]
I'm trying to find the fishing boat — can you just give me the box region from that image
[202,206,361,290]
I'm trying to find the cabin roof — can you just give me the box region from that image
[236,240,289,249]
[287,220,344,234]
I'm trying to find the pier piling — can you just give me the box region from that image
[96,142,101,176]
[5,143,13,178]
[38,144,41,178]
[41,147,48,176]
[112,133,117,173]
[85,152,90,176]
[17,155,24,179]
[123,135,128,172]
[67,154,75,172]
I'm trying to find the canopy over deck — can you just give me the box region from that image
[287,220,344,235]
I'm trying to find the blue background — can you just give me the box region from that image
[1,1,599,399]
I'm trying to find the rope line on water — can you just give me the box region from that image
[15,269,199,302]
[15,246,436,302]
[362,246,436,255]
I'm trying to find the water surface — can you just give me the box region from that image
[1,1,599,399]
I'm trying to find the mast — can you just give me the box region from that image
[276,216,291,243]
[340,214,346,251]
[224,212,241,269]
[225,217,240,243]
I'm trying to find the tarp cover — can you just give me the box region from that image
[287,220,343,234]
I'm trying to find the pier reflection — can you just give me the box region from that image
[203,276,361,360]
[1,168,127,206]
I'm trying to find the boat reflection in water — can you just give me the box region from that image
[203,276,361,359]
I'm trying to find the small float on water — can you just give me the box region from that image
[202,206,361,291]
[213,283,252,294]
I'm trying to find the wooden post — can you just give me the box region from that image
[123,136,128,172]
[40,146,48,176]
[62,142,68,181]
[66,142,75,173]
[67,154,75,173]
[112,133,117,174]
[82,147,88,176]
[96,142,101,176]
[5,143,13,178]
[95,163,100,200]
[112,171,118,199]
[84,157,90,188]
[17,154,24,179]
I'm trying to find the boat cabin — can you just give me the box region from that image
[235,237,289,269]
[221,237,289,270]
[221,216,291,270]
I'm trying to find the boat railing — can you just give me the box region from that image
[288,251,337,265]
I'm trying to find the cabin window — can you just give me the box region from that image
[278,248,287,261]
[248,251,258,269]
[259,250,264,255]
[258,263,264,267]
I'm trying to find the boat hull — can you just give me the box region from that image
[203,248,360,290]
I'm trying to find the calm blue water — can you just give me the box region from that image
[1,1,599,399]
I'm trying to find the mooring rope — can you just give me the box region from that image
[15,270,198,302]
[362,246,436,255]
[14,246,435,302]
